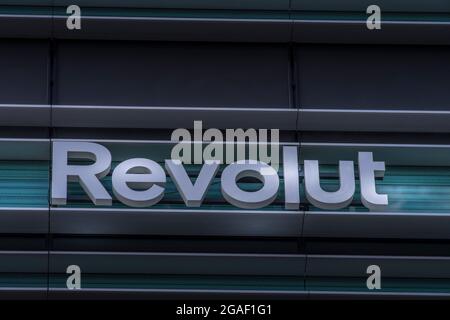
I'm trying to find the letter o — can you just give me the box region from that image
[221,161,279,209]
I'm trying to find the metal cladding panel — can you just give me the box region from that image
[50,208,303,238]
[54,41,291,109]
[52,17,292,43]
[54,0,291,10]
[0,2,450,43]
[296,45,450,110]
[51,106,298,130]
[291,0,450,12]
[0,40,49,105]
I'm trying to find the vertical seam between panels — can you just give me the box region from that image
[46,0,55,300]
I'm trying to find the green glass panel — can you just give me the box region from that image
[291,11,450,22]
[306,165,450,213]
[307,277,450,294]
[62,161,450,213]
[0,274,46,288]
[50,274,304,291]
[0,161,49,208]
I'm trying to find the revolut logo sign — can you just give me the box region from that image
[50,142,388,211]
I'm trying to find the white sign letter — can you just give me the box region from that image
[51,142,112,206]
[304,160,355,210]
[283,146,300,210]
[165,160,219,207]
[359,152,388,211]
[112,158,166,207]
[221,161,279,209]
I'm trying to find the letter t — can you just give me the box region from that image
[358,152,388,211]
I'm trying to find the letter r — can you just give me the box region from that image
[51,142,112,206]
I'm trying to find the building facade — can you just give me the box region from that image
[1,0,450,299]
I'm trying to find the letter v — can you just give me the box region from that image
[165,160,219,207]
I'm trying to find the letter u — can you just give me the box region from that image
[304,160,355,210]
